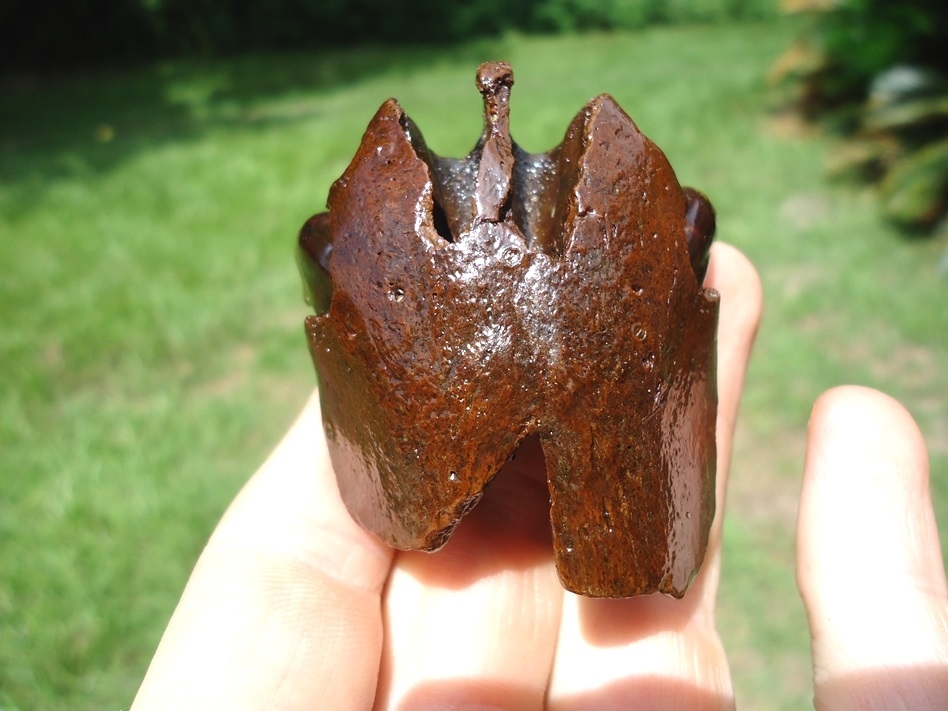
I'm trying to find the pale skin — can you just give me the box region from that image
[132,243,948,710]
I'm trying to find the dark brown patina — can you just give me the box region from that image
[298,62,719,598]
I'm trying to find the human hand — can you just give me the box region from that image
[798,385,948,709]
[130,242,947,710]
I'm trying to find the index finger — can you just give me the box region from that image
[132,391,393,711]
[798,386,948,709]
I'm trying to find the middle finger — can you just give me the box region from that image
[373,435,564,709]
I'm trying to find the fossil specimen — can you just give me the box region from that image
[299,62,719,598]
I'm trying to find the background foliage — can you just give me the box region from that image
[776,0,948,110]
[771,0,948,231]
[1,0,778,73]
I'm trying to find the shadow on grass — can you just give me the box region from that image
[0,38,512,182]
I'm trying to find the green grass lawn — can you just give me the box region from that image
[2,21,946,711]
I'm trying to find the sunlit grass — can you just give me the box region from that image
[2,22,946,710]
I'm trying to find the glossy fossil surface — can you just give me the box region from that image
[299,62,719,598]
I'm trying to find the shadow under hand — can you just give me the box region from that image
[397,676,731,711]
[815,665,948,708]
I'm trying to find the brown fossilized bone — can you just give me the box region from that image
[298,62,719,598]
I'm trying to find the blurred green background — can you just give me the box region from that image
[2,2,947,710]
